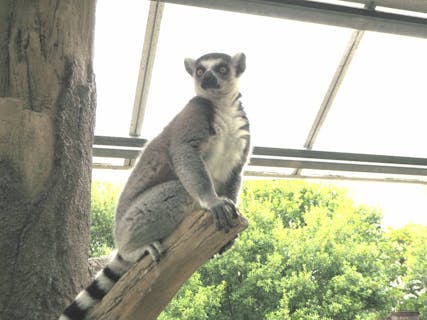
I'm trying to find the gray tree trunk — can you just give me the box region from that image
[0,1,96,319]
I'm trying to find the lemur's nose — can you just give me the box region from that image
[201,71,219,89]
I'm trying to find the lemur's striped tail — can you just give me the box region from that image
[59,251,131,320]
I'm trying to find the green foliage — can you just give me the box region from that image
[158,180,411,320]
[386,224,427,318]
[162,273,226,320]
[89,181,121,257]
[89,179,427,318]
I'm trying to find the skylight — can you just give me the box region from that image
[92,0,427,184]
[314,31,427,157]
[143,3,353,148]
[94,0,149,137]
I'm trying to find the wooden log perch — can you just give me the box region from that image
[87,209,248,320]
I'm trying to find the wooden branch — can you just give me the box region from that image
[87,209,248,320]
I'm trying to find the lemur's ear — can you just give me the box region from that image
[232,53,246,77]
[184,58,196,76]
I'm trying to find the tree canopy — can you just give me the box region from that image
[90,179,427,319]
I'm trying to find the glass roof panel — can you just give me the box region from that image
[142,3,353,148]
[93,0,149,137]
[314,31,427,157]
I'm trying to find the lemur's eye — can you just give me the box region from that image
[219,66,228,74]
[196,67,204,77]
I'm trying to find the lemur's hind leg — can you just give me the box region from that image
[115,180,196,263]
[151,241,166,257]
[121,241,165,263]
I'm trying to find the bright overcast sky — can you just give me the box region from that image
[92,0,427,228]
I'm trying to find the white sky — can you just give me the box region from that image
[92,0,427,228]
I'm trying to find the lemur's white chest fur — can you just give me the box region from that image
[204,99,249,186]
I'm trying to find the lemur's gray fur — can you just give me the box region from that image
[60,52,250,320]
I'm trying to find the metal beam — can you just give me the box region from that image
[295,3,374,175]
[303,29,365,149]
[94,136,147,148]
[294,25,365,176]
[93,148,140,159]
[162,0,427,39]
[93,137,427,167]
[253,147,427,166]
[129,0,164,137]
[338,0,427,14]
[92,162,133,170]
[92,137,427,180]
[244,170,427,185]
[249,158,427,176]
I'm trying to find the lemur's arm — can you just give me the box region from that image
[221,166,243,203]
[168,97,217,207]
[168,97,237,232]
[221,134,250,203]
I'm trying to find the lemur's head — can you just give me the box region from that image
[184,53,246,100]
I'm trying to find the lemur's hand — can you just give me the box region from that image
[209,198,239,233]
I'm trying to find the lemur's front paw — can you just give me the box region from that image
[210,198,239,233]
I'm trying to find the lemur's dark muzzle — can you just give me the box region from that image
[201,71,220,89]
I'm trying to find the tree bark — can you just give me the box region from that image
[87,209,248,320]
[0,1,96,319]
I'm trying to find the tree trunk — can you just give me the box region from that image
[0,1,96,319]
[87,209,248,320]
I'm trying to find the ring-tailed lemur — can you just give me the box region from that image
[59,52,250,320]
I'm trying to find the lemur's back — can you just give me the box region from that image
[115,96,215,222]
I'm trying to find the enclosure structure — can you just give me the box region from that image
[93,0,427,185]
[91,1,427,316]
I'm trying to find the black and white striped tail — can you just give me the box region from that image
[59,251,130,320]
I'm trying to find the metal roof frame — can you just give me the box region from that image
[338,0,427,14]
[161,0,427,39]
[292,26,366,176]
[130,1,164,137]
[92,0,427,184]
[93,136,427,184]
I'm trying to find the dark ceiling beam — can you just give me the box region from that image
[129,1,164,137]
[292,27,365,176]
[252,146,427,166]
[161,0,427,39]
[244,170,427,185]
[338,0,427,14]
[303,29,365,150]
[92,136,427,180]
[249,158,427,176]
